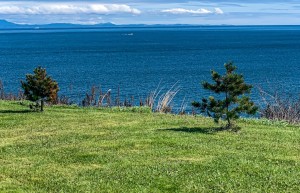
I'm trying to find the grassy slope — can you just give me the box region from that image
[0,101,300,193]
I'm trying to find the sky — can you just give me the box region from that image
[0,0,300,25]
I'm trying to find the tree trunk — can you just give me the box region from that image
[41,100,44,112]
[227,118,231,129]
[225,91,231,129]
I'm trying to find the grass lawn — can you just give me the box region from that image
[0,100,300,192]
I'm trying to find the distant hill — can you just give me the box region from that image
[41,22,117,28]
[0,19,207,29]
[0,20,120,29]
[0,20,19,28]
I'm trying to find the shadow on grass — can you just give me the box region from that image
[162,127,225,134]
[0,110,33,114]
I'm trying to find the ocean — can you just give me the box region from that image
[1,26,300,111]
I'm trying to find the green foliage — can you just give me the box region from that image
[21,66,59,111]
[192,62,258,130]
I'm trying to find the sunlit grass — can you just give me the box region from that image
[0,100,300,192]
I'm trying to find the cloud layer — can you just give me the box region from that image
[0,2,141,15]
[0,1,299,25]
[161,8,224,15]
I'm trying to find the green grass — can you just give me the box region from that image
[0,100,300,192]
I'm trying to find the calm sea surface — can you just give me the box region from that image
[1,26,300,110]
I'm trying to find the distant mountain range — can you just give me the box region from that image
[0,19,115,29]
[0,20,203,29]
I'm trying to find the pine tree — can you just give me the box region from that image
[21,66,59,112]
[192,62,258,130]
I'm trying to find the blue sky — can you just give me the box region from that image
[0,0,300,25]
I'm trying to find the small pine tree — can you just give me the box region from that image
[21,66,59,112]
[192,62,258,130]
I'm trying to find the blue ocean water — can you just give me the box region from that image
[1,26,300,110]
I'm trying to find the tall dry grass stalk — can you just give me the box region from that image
[178,96,187,115]
[56,95,72,105]
[98,88,112,107]
[155,82,180,113]
[144,82,163,109]
[258,86,300,124]
[80,82,182,113]
[0,80,25,101]
[82,86,112,107]
[82,86,136,107]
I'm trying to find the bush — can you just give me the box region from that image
[259,87,300,124]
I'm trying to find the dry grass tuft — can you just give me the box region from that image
[258,86,300,124]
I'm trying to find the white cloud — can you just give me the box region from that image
[0,2,141,15]
[161,8,224,15]
[161,8,212,14]
[214,8,224,14]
